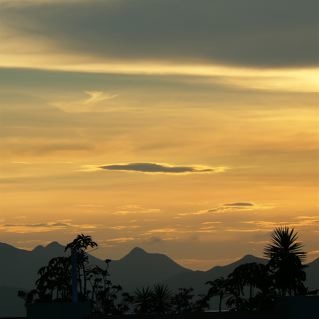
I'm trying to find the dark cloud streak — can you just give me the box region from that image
[100,162,213,174]
[2,0,318,67]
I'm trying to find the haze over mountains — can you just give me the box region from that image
[0,242,318,317]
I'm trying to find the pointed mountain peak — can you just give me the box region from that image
[119,247,148,262]
[233,254,266,265]
[32,245,45,252]
[230,254,267,267]
[46,241,63,249]
[129,247,147,256]
[241,254,260,262]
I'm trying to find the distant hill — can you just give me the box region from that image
[0,242,318,317]
[307,257,319,290]
[166,254,267,292]
[0,242,65,289]
[109,247,192,290]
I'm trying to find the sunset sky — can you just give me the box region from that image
[0,0,318,270]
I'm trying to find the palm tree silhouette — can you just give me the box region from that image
[133,286,154,314]
[264,226,307,296]
[226,271,246,311]
[231,262,268,299]
[228,262,273,311]
[152,284,172,314]
[206,277,230,312]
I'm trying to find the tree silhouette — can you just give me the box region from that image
[227,262,274,311]
[18,234,133,315]
[152,284,172,314]
[133,286,154,315]
[206,277,230,312]
[87,259,131,315]
[171,287,195,314]
[18,228,311,315]
[264,227,307,296]
[226,271,247,312]
[65,234,97,298]
[35,256,71,302]
[232,263,269,298]
[18,256,72,305]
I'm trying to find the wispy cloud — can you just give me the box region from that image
[53,90,117,113]
[223,202,255,207]
[83,91,117,105]
[145,228,177,234]
[99,237,136,247]
[199,222,222,231]
[179,202,269,216]
[209,202,258,213]
[243,216,319,231]
[109,225,140,230]
[0,221,97,234]
[112,205,161,216]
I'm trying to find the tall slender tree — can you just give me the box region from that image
[65,234,98,298]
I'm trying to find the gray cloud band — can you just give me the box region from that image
[100,163,213,174]
[2,0,318,67]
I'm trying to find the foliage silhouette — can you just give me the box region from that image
[205,226,309,312]
[65,233,98,298]
[133,286,154,315]
[171,287,195,314]
[87,259,132,315]
[264,226,307,296]
[152,284,172,314]
[18,227,311,315]
[206,277,230,312]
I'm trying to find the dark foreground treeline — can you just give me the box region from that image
[18,227,318,317]
[4,297,319,319]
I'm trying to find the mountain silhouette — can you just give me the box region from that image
[0,241,65,288]
[307,257,319,290]
[0,242,318,317]
[109,246,192,290]
[165,254,267,292]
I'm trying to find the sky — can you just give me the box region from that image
[0,0,318,270]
